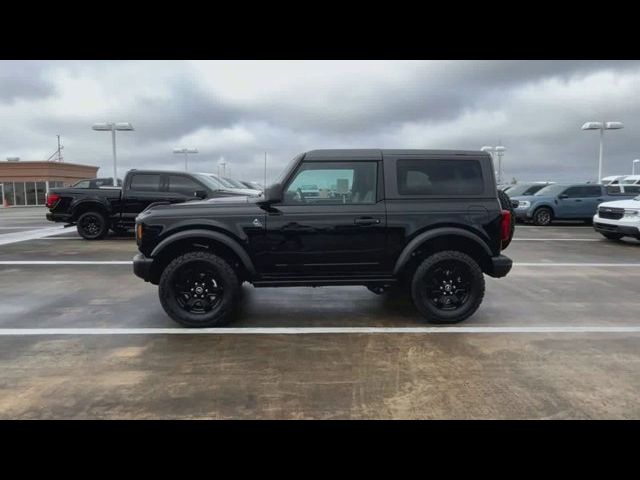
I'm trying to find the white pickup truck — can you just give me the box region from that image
[593,194,640,240]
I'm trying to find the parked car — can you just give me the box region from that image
[593,194,640,240]
[511,183,637,226]
[619,175,640,186]
[46,170,248,239]
[205,173,262,197]
[601,175,627,185]
[503,182,554,198]
[240,180,263,191]
[133,149,514,327]
[72,177,123,188]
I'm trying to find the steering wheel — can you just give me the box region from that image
[295,188,307,203]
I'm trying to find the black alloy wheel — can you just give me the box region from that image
[411,250,485,324]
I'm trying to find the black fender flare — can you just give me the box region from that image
[150,229,256,275]
[70,199,112,220]
[393,227,493,275]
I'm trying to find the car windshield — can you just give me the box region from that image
[505,183,536,196]
[193,174,225,191]
[207,174,235,188]
[535,184,569,196]
[223,177,247,189]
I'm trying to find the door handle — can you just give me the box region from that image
[575,199,582,202]
[354,217,380,225]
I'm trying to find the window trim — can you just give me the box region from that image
[281,160,380,206]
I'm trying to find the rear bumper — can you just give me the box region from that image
[487,254,513,278]
[133,253,154,282]
[46,212,73,223]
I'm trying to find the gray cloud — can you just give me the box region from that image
[1,60,640,183]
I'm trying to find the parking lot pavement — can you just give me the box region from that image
[0,223,639,418]
[0,207,51,232]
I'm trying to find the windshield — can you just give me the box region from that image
[193,174,227,191]
[535,184,569,196]
[207,174,235,188]
[223,177,246,189]
[505,183,541,196]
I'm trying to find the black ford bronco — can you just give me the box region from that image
[133,149,514,327]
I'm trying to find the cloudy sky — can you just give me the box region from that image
[1,60,639,183]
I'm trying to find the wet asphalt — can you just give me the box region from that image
[0,207,639,419]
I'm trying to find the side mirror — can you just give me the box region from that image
[558,194,568,199]
[193,190,207,199]
[262,183,283,204]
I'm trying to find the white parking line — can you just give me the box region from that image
[0,326,638,336]
[0,226,76,246]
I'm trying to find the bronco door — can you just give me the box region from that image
[259,159,387,276]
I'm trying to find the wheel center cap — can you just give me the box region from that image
[195,287,204,295]
[444,284,452,292]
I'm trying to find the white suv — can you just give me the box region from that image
[593,195,640,240]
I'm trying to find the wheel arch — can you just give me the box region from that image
[71,200,111,221]
[393,228,494,278]
[148,229,256,285]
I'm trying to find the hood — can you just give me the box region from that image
[176,195,263,207]
[599,198,640,209]
[220,187,262,196]
[510,194,545,202]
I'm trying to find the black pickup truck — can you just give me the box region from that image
[133,149,514,327]
[46,169,250,239]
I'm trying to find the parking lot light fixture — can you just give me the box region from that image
[581,121,624,183]
[481,145,506,184]
[173,148,199,171]
[92,122,134,186]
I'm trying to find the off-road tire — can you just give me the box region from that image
[497,189,515,249]
[159,251,240,327]
[532,207,553,226]
[76,211,109,240]
[411,250,485,324]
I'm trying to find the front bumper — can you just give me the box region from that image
[133,253,154,282]
[514,207,532,220]
[593,220,640,237]
[487,254,513,278]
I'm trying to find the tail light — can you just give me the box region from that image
[45,192,60,209]
[500,209,511,243]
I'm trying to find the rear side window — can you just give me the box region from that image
[397,159,483,196]
[130,174,161,192]
[168,175,202,196]
[583,186,602,197]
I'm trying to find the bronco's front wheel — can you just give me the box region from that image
[411,250,485,324]
[158,251,240,327]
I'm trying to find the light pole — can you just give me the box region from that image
[581,121,624,183]
[481,144,506,184]
[219,157,227,177]
[92,122,134,186]
[173,148,198,171]
[633,159,640,175]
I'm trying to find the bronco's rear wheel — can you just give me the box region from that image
[158,251,240,327]
[411,250,485,324]
[77,211,109,240]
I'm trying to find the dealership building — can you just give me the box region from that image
[0,160,99,206]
